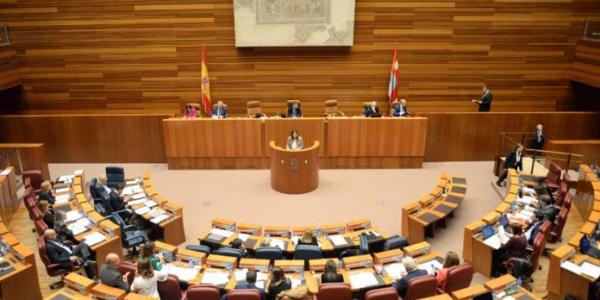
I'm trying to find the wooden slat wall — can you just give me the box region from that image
[0,114,172,163]
[2,0,600,115]
[572,39,600,88]
[0,45,21,91]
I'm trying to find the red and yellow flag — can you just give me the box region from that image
[201,46,212,115]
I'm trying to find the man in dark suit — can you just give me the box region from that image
[44,229,96,278]
[221,270,266,300]
[108,183,129,213]
[496,143,524,187]
[99,253,130,292]
[212,101,228,119]
[287,102,302,118]
[531,124,545,150]
[94,175,111,200]
[472,84,492,112]
[539,195,558,223]
[525,212,545,245]
[393,257,428,298]
[391,99,410,117]
[363,101,382,118]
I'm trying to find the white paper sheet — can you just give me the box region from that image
[210,228,235,238]
[126,179,140,186]
[483,234,501,250]
[69,225,89,236]
[132,193,146,200]
[162,264,199,282]
[65,211,83,222]
[291,278,302,288]
[147,209,164,218]
[128,199,146,206]
[55,187,70,194]
[561,261,582,275]
[135,207,151,215]
[55,194,71,204]
[237,233,249,242]
[201,271,230,285]
[151,214,170,224]
[57,175,74,183]
[418,259,444,275]
[580,262,600,280]
[122,186,143,196]
[291,236,300,245]
[144,200,158,208]
[270,239,286,250]
[329,235,347,247]
[83,232,106,247]
[383,262,406,280]
[349,272,378,289]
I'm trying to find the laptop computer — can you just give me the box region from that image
[481,225,496,240]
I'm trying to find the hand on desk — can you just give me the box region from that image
[123,272,130,282]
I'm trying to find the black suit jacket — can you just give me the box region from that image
[393,269,428,298]
[479,91,492,112]
[527,221,543,245]
[108,191,126,213]
[503,150,523,171]
[212,106,228,118]
[46,239,73,265]
[364,106,381,118]
[287,107,302,118]
[38,191,56,204]
[531,131,545,150]
[43,212,55,229]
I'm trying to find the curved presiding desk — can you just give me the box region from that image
[269,140,319,194]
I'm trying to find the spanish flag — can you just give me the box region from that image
[201,46,212,115]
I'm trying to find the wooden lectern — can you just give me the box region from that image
[269,140,319,194]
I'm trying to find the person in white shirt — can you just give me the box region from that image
[131,260,168,299]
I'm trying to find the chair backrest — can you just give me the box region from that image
[545,163,562,185]
[364,287,400,300]
[255,247,283,260]
[550,207,569,243]
[325,100,339,115]
[89,177,99,199]
[117,262,137,285]
[287,100,301,107]
[214,247,244,259]
[185,244,211,255]
[444,263,474,293]
[404,275,437,300]
[157,274,182,300]
[383,235,409,251]
[37,236,52,267]
[228,289,262,300]
[34,219,49,236]
[540,220,552,237]
[529,232,546,273]
[105,166,125,187]
[185,284,220,300]
[294,245,322,260]
[247,101,262,116]
[23,170,44,191]
[315,283,352,300]
[562,193,573,210]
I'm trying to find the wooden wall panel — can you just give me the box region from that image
[0,114,171,163]
[423,112,600,162]
[0,143,50,179]
[572,39,600,88]
[1,1,599,115]
[0,45,21,91]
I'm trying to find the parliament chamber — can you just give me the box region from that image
[1,0,600,299]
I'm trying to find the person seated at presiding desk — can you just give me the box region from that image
[212,100,228,119]
[38,180,56,204]
[392,257,428,298]
[100,253,130,292]
[44,229,97,278]
[321,259,344,283]
[183,104,198,119]
[363,101,382,118]
[221,270,266,300]
[39,200,55,229]
[131,259,168,299]
[471,84,492,112]
[391,98,410,117]
[297,229,318,246]
[287,102,302,118]
[436,251,460,290]
[496,143,524,187]
[492,225,528,277]
[286,129,304,150]
[531,124,545,150]
[266,267,292,300]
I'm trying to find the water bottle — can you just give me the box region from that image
[300,271,306,284]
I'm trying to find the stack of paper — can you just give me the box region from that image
[147,209,164,218]
[131,193,146,200]
[65,211,83,223]
[483,235,501,250]
[122,186,143,196]
[55,187,70,194]
[383,263,406,280]
[561,261,582,275]
[201,271,230,285]
[349,272,378,289]
[580,262,600,280]
[135,207,151,215]
[291,278,302,288]
[126,179,140,186]
[418,259,444,275]
[151,214,170,224]
[144,200,158,208]
[67,217,91,233]
[83,232,106,247]
[55,194,71,204]
[128,199,146,206]
[329,235,347,247]
[269,239,286,250]
[210,228,234,238]
[162,264,199,282]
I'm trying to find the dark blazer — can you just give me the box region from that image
[393,269,428,298]
[212,106,228,118]
[499,236,528,260]
[55,223,77,244]
[221,282,266,300]
[43,211,56,229]
[108,191,126,213]
[540,206,559,223]
[99,264,130,292]
[321,272,344,283]
[363,106,381,118]
[531,131,545,150]
[94,182,110,201]
[287,106,302,118]
[527,221,543,245]
[45,239,73,268]
[503,150,523,171]
[392,105,409,117]
[479,91,492,112]
[38,191,56,204]
[266,278,292,300]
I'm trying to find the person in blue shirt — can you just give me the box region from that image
[391,99,410,117]
[221,270,266,300]
[212,101,228,118]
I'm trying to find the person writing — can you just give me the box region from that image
[496,143,524,187]
[436,251,460,290]
[286,129,304,150]
[287,102,302,118]
[363,101,381,118]
[183,104,198,119]
[212,101,228,119]
[391,99,410,117]
[471,84,492,112]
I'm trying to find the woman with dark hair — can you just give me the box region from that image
[183,104,198,119]
[321,259,343,283]
[131,260,167,299]
[286,129,304,150]
[139,242,163,271]
[266,267,291,300]
[436,251,460,289]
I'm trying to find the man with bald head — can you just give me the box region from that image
[100,253,130,292]
[44,229,96,278]
[95,175,111,198]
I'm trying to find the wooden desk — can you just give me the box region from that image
[548,244,594,300]
[0,167,19,223]
[270,141,319,194]
[44,287,93,299]
[264,118,325,157]
[451,284,488,299]
[0,143,50,179]
[91,283,126,300]
[124,293,155,300]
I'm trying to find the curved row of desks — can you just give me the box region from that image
[401,172,467,244]
[547,164,600,300]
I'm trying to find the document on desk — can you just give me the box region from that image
[269,238,286,250]
[150,214,170,224]
[68,217,91,231]
[132,192,146,200]
[384,262,406,280]
[483,234,501,250]
[57,175,74,183]
[237,233,249,242]
[144,200,159,208]
[65,211,83,223]
[419,259,444,275]
[201,271,230,285]
[147,209,164,218]
[329,235,348,247]
[55,187,70,194]
[163,264,199,282]
[83,232,106,247]
[55,194,71,204]
[135,207,151,215]
[349,272,379,289]
[561,261,581,275]
[291,278,302,288]
[580,262,600,279]
[126,179,140,186]
[128,199,146,206]
[123,186,143,196]
[210,228,234,238]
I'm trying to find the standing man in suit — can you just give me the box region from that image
[496,143,524,187]
[212,101,228,119]
[99,253,130,292]
[221,270,266,300]
[287,102,302,118]
[531,124,545,150]
[393,257,428,298]
[391,98,410,117]
[363,101,381,118]
[472,84,492,112]
[44,229,96,278]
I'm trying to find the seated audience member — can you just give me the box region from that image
[139,241,163,271]
[539,194,558,223]
[222,270,266,300]
[183,104,198,119]
[54,211,77,244]
[321,259,344,283]
[212,100,228,118]
[531,124,545,150]
[108,183,130,214]
[266,267,292,300]
[286,129,304,150]
[287,102,302,118]
[99,253,130,292]
[297,229,318,246]
[493,225,527,276]
[44,229,96,278]
[38,180,56,204]
[229,238,248,257]
[39,200,55,229]
[95,175,111,200]
[393,257,428,298]
[436,251,460,290]
[363,101,381,118]
[391,98,409,117]
[525,212,545,245]
[131,260,168,299]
